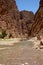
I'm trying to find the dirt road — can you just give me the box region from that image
[0,41,43,65]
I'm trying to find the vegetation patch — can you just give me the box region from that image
[0,30,7,39]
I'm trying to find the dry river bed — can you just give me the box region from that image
[0,40,43,65]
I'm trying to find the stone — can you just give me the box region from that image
[0,0,20,38]
[19,10,34,38]
[0,0,43,39]
[0,0,34,38]
[31,0,43,38]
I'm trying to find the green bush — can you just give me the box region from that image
[1,30,7,38]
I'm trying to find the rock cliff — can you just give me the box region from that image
[0,0,20,38]
[19,11,34,38]
[0,0,43,38]
[0,0,35,38]
[31,0,43,38]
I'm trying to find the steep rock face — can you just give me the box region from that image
[19,11,34,38]
[0,0,35,38]
[20,11,34,20]
[0,0,42,38]
[40,0,43,7]
[0,0,20,20]
[0,0,20,38]
[31,0,43,37]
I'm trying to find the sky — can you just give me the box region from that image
[16,0,40,14]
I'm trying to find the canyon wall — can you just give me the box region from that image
[31,0,43,37]
[0,0,43,38]
[0,0,34,38]
[0,0,20,38]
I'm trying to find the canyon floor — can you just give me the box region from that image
[0,38,43,65]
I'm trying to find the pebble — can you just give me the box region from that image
[21,64,24,65]
[25,62,28,65]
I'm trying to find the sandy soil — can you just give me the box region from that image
[0,38,21,45]
[0,39,43,65]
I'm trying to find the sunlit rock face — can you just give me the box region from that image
[0,0,43,38]
[0,0,35,38]
[31,0,43,38]
[0,0,20,20]
[0,0,20,38]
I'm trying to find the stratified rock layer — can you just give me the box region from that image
[0,0,34,38]
[31,0,43,37]
[0,0,20,38]
[0,0,43,38]
[19,11,34,38]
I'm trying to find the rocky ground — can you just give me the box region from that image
[0,38,43,65]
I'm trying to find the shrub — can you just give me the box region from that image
[1,30,7,38]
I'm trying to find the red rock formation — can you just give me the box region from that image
[19,11,34,38]
[0,0,43,39]
[40,0,43,7]
[0,0,20,38]
[0,0,35,38]
[0,0,20,20]
[31,0,43,37]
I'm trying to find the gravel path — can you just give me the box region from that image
[0,41,43,65]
